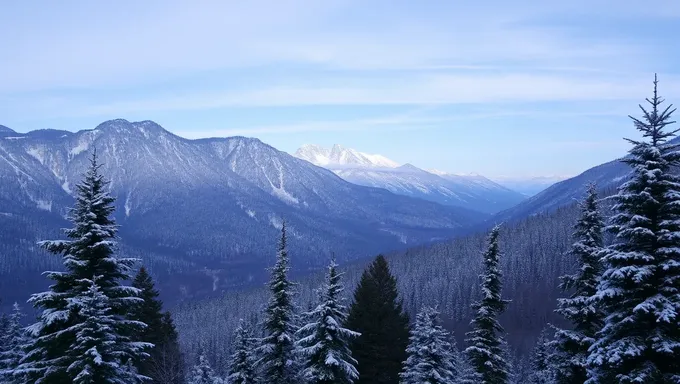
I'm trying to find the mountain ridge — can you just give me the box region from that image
[294,143,526,214]
[0,119,486,305]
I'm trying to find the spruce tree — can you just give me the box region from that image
[67,277,152,384]
[587,75,680,383]
[464,225,511,384]
[296,258,360,384]
[131,267,184,384]
[17,151,150,383]
[0,303,29,384]
[228,320,258,384]
[188,353,222,384]
[345,255,410,384]
[256,223,299,384]
[528,328,553,384]
[400,306,458,384]
[551,183,604,384]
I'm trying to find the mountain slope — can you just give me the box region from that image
[0,119,485,304]
[294,145,525,214]
[492,157,633,223]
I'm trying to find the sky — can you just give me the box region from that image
[1,0,679,178]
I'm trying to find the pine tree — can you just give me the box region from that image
[17,151,151,383]
[345,255,410,384]
[464,225,511,384]
[528,328,553,384]
[551,183,604,384]
[228,320,258,384]
[0,303,29,384]
[296,258,360,384]
[188,353,222,384]
[256,223,299,384]
[131,267,184,384]
[67,277,152,384]
[400,306,458,384]
[587,76,680,383]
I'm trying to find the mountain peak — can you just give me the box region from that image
[0,125,16,134]
[295,144,399,168]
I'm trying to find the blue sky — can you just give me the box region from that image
[1,0,679,178]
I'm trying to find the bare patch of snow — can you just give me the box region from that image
[26,146,45,165]
[36,199,52,211]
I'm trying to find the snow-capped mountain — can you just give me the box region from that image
[295,144,399,168]
[0,119,485,302]
[294,145,525,214]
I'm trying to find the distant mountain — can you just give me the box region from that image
[294,144,525,214]
[492,160,632,223]
[0,119,485,306]
[490,175,569,196]
[295,144,399,168]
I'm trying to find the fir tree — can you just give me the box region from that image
[0,302,29,384]
[551,183,604,384]
[188,353,222,384]
[400,306,458,384]
[228,320,258,384]
[67,277,152,384]
[528,328,553,384]
[256,223,299,384]
[131,267,184,384]
[464,225,511,384]
[587,75,680,383]
[17,151,150,383]
[296,258,360,384]
[345,255,410,384]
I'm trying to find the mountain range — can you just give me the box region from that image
[294,144,526,214]
[0,119,485,305]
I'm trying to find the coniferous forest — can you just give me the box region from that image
[1,77,680,383]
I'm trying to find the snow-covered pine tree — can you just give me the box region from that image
[228,320,258,384]
[345,255,410,384]
[464,225,511,384]
[296,258,360,384]
[17,151,150,383]
[66,276,152,384]
[0,303,29,384]
[400,306,458,384]
[528,327,553,384]
[256,222,299,384]
[587,75,680,383]
[551,182,604,384]
[188,353,223,384]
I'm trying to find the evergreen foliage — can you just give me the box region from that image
[0,302,29,384]
[400,306,459,384]
[551,183,604,384]
[296,258,360,384]
[587,75,680,383]
[345,255,410,384]
[228,320,258,384]
[188,353,222,384]
[528,328,553,384]
[66,277,152,384]
[17,151,150,383]
[131,267,185,384]
[256,223,299,384]
[464,225,511,384]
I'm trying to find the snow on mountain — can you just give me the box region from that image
[295,144,400,168]
[295,145,525,214]
[0,119,486,300]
